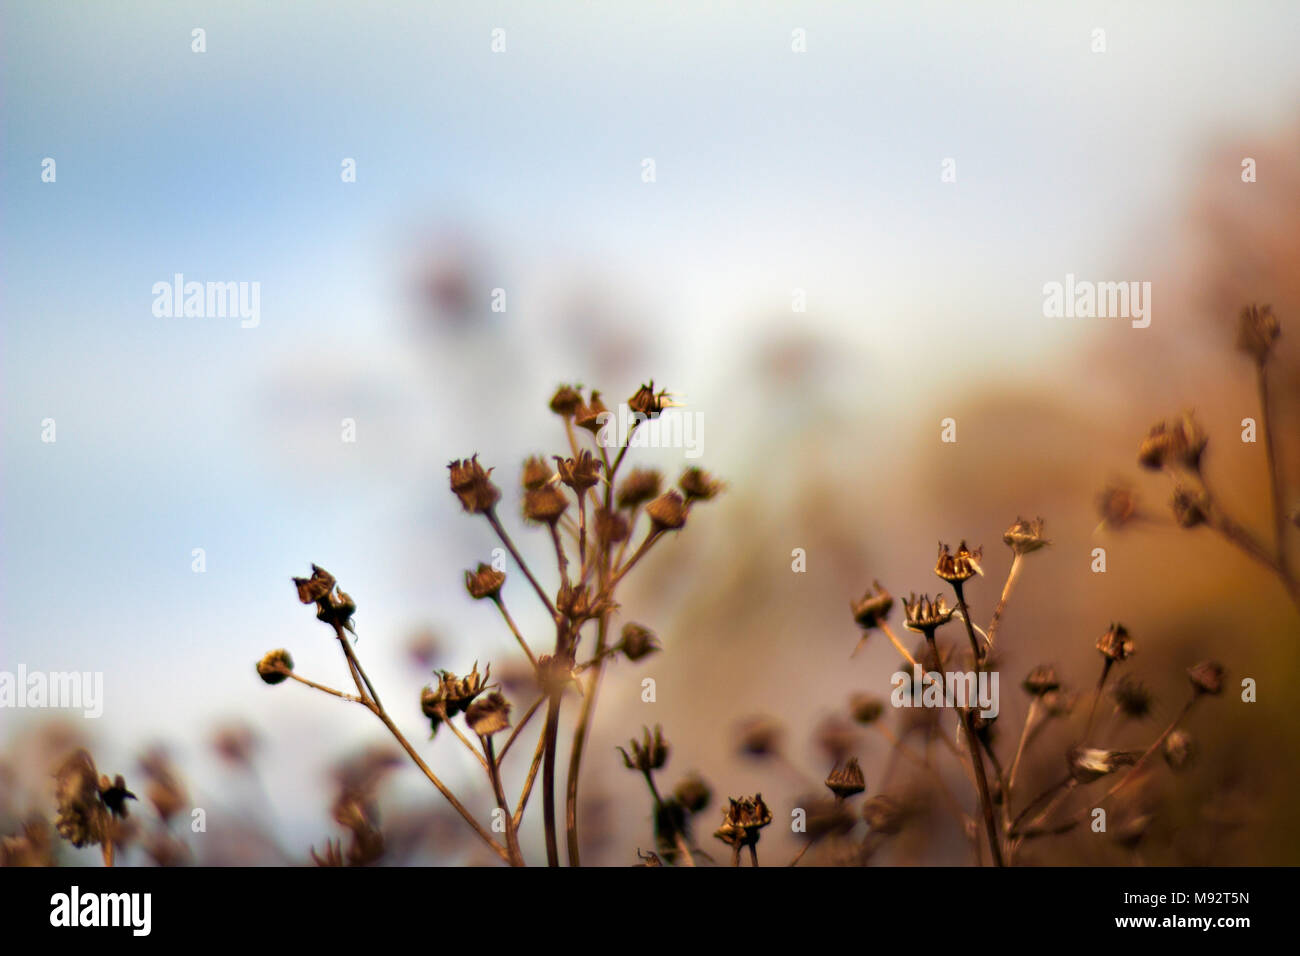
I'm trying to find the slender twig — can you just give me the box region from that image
[491,596,538,669]
[482,736,524,866]
[485,508,559,621]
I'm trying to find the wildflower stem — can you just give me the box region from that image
[498,694,544,762]
[512,729,548,828]
[986,553,1024,650]
[485,508,559,621]
[482,736,525,866]
[491,596,538,669]
[541,691,562,866]
[444,714,491,774]
[1006,697,1041,796]
[564,614,608,867]
[284,670,363,703]
[951,582,1005,867]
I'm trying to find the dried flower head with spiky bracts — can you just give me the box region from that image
[1236,303,1279,364]
[1003,516,1049,555]
[1022,665,1061,697]
[464,563,506,600]
[1096,623,1136,664]
[851,580,894,631]
[554,449,603,495]
[447,455,501,514]
[1187,660,1225,697]
[935,541,983,583]
[618,725,669,773]
[616,468,662,509]
[825,757,867,800]
[903,593,956,635]
[618,622,660,661]
[678,466,723,502]
[256,648,294,685]
[52,749,136,866]
[465,692,512,737]
[714,794,772,864]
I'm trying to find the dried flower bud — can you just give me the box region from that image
[1236,304,1279,364]
[549,384,583,417]
[903,593,955,634]
[825,757,866,799]
[420,684,447,733]
[448,455,501,514]
[1111,676,1154,719]
[628,381,672,419]
[618,725,669,772]
[523,484,569,526]
[316,588,357,630]
[815,715,861,765]
[674,774,712,814]
[619,622,660,661]
[521,455,553,491]
[437,661,491,716]
[574,390,609,434]
[1187,660,1225,697]
[555,449,603,495]
[464,563,506,600]
[256,649,294,685]
[617,468,662,509]
[1022,665,1060,696]
[1137,412,1207,472]
[861,794,904,834]
[849,693,885,724]
[1164,729,1194,770]
[465,692,512,737]
[1171,485,1209,528]
[293,564,336,604]
[1068,747,1138,784]
[1096,623,1135,663]
[1096,482,1140,530]
[735,716,783,757]
[678,467,723,502]
[714,794,772,848]
[594,507,630,545]
[851,580,894,630]
[645,490,688,531]
[935,541,983,583]
[1003,516,1049,555]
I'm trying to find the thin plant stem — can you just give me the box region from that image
[498,694,544,762]
[492,597,538,669]
[1256,360,1288,576]
[985,552,1023,650]
[485,509,559,621]
[483,736,524,866]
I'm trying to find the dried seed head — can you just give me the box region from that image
[465,692,512,737]
[594,507,630,545]
[1068,747,1139,784]
[256,649,294,685]
[535,654,581,697]
[549,384,584,418]
[849,693,885,724]
[1097,482,1140,530]
[420,684,447,733]
[573,390,609,433]
[935,541,983,583]
[861,794,904,835]
[523,484,569,526]
[619,622,661,662]
[448,455,501,514]
[436,661,492,717]
[645,490,688,531]
[1022,665,1061,697]
[554,449,603,494]
[850,580,894,630]
[673,774,712,814]
[635,848,663,866]
[628,381,674,419]
[1041,688,1076,718]
[1236,304,1279,364]
[1096,623,1135,663]
[464,563,506,600]
[53,749,106,848]
[316,588,357,630]
[825,757,867,799]
[98,774,137,819]
[1171,485,1209,528]
[678,467,723,502]
[617,468,662,509]
[1111,676,1154,720]
[521,455,554,491]
[1164,729,1195,770]
[714,794,772,848]
[1137,412,1208,472]
[1187,660,1225,697]
[735,716,783,757]
[293,564,336,605]
[815,715,861,766]
[557,581,611,623]
[618,725,669,772]
[903,593,956,633]
[1003,516,1049,555]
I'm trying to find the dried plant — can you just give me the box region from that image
[255,382,721,866]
